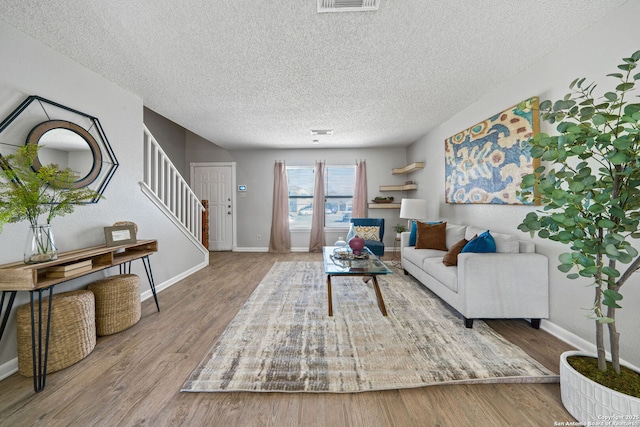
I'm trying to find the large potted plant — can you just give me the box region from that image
[0,144,99,263]
[518,51,640,421]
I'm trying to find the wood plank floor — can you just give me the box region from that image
[0,252,576,427]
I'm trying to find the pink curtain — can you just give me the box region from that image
[309,161,326,252]
[268,161,291,253]
[351,160,367,218]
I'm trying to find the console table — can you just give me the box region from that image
[0,239,159,392]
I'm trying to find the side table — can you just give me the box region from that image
[0,239,159,392]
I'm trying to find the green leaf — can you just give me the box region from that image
[558,253,573,264]
[558,264,573,273]
[607,73,624,79]
[592,114,606,126]
[616,82,635,91]
[521,174,536,188]
[613,138,633,150]
[597,219,617,228]
[605,244,620,257]
[608,151,629,164]
[602,266,620,277]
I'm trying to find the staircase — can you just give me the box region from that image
[140,125,207,256]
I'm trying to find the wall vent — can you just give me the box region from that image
[318,0,380,13]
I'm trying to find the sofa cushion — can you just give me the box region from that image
[442,238,468,266]
[490,231,520,253]
[445,224,467,249]
[422,257,458,292]
[403,247,445,269]
[409,220,442,246]
[464,227,519,253]
[354,225,380,241]
[462,231,496,253]
[416,222,447,250]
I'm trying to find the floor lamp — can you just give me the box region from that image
[399,198,428,229]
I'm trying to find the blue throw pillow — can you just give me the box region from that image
[461,230,496,253]
[409,221,442,246]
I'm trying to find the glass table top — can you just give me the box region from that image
[323,246,392,275]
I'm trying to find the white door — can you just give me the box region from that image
[192,164,234,251]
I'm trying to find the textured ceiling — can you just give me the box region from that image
[0,1,628,150]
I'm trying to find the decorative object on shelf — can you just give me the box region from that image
[404,180,415,185]
[113,221,138,234]
[348,235,365,255]
[399,198,428,228]
[0,96,118,201]
[104,224,137,247]
[0,144,101,263]
[332,246,368,260]
[372,196,394,203]
[445,97,540,205]
[24,224,57,263]
[45,259,92,278]
[518,50,640,419]
[334,236,347,247]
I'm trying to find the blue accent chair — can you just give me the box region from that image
[349,218,385,257]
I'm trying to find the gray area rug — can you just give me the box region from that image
[182,261,558,393]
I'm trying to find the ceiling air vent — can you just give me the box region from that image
[317,0,380,13]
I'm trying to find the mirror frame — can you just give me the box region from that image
[0,95,119,203]
[26,120,103,189]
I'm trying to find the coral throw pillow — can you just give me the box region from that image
[442,238,468,266]
[415,222,447,250]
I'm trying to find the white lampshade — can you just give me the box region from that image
[399,198,428,220]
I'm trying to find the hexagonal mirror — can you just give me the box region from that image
[0,96,118,203]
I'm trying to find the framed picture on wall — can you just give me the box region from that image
[444,97,540,205]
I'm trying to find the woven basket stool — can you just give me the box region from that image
[16,290,96,377]
[88,274,141,336]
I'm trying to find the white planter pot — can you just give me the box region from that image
[560,350,640,424]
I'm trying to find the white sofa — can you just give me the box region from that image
[400,223,549,328]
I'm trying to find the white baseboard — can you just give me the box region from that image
[540,319,640,372]
[0,259,209,382]
[232,247,310,253]
[140,258,208,302]
[0,358,18,381]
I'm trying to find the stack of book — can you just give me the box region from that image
[46,259,93,279]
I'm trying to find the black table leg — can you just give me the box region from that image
[142,256,160,312]
[30,286,54,392]
[0,290,17,343]
[119,261,132,274]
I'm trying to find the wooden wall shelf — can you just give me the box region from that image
[379,184,418,192]
[391,162,424,175]
[368,203,401,209]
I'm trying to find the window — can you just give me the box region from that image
[287,165,355,229]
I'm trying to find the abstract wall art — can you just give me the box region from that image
[444,97,539,205]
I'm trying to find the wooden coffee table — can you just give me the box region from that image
[322,246,392,316]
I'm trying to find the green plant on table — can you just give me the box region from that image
[393,224,407,234]
[518,50,640,394]
[0,144,99,246]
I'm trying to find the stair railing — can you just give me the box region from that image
[140,125,205,251]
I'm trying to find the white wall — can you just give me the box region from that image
[0,20,206,371]
[407,1,640,368]
[184,141,412,250]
